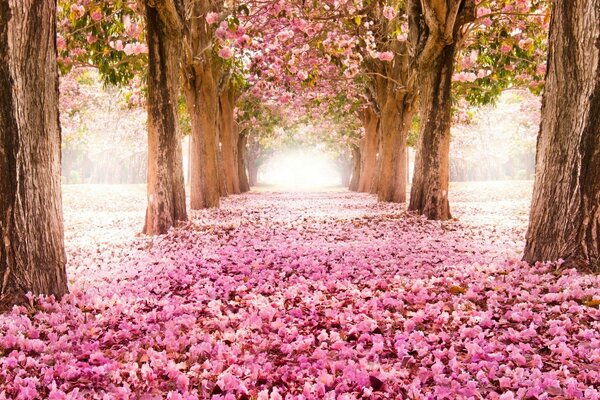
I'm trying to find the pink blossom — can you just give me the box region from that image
[297,70,309,80]
[500,43,512,53]
[110,39,124,51]
[206,11,220,25]
[90,10,102,22]
[56,36,66,51]
[1,182,598,397]
[377,51,394,62]
[383,6,396,20]
[70,4,85,19]
[218,46,234,59]
[477,7,491,18]
[536,63,547,76]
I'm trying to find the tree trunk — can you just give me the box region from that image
[524,0,600,272]
[339,156,352,187]
[0,1,68,308]
[184,65,221,209]
[182,0,223,209]
[247,156,259,187]
[370,131,382,195]
[219,87,240,195]
[409,42,456,220]
[217,139,228,197]
[349,145,361,191]
[238,132,250,192]
[142,0,187,235]
[377,93,414,203]
[358,105,379,193]
[368,37,415,201]
[407,0,475,220]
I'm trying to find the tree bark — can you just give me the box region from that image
[349,145,361,191]
[409,42,456,220]
[184,66,221,209]
[358,105,380,193]
[183,0,223,209]
[370,131,382,195]
[247,156,259,187]
[219,86,241,195]
[0,0,68,308]
[524,0,600,272]
[142,0,187,235]
[366,32,416,202]
[238,132,250,192]
[217,138,228,197]
[408,0,475,220]
[377,93,414,203]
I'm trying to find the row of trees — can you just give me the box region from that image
[55,0,548,224]
[0,0,599,306]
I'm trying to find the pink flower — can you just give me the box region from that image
[500,43,512,53]
[90,10,102,22]
[56,36,66,51]
[215,27,227,39]
[110,39,124,51]
[477,7,491,18]
[123,42,148,56]
[499,391,515,400]
[218,47,234,59]
[519,38,533,49]
[206,12,219,25]
[297,70,308,81]
[377,51,394,62]
[70,4,85,18]
[383,6,396,20]
[48,383,66,400]
[536,63,547,75]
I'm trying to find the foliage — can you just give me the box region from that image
[57,0,147,86]
[56,0,551,157]
[454,0,550,105]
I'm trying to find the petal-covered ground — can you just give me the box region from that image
[1,182,599,400]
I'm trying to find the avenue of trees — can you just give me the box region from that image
[0,0,599,305]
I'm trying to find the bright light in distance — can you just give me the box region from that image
[260,150,341,189]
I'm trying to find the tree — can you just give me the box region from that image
[182,1,225,209]
[407,0,475,220]
[219,83,242,195]
[58,0,188,234]
[235,93,285,187]
[59,70,149,184]
[357,104,379,193]
[0,0,69,308]
[142,0,188,235]
[408,0,549,220]
[343,2,417,203]
[349,144,361,190]
[524,0,600,272]
[237,131,251,192]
